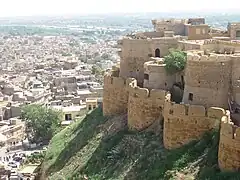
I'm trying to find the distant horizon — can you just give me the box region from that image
[0,11,239,19]
[0,0,239,18]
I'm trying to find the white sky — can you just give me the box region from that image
[1,0,240,17]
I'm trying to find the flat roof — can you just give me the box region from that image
[19,165,39,174]
[51,105,86,112]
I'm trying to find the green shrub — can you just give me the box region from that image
[164,49,187,75]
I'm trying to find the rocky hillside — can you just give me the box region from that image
[39,108,240,180]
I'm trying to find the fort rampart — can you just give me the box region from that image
[163,101,225,149]
[127,84,170,131]
[102,73,136,116]
[182,53,232,109]
[218,114,240,171]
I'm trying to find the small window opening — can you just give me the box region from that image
[65,114,72,121]
[155,48,160,57]
[88,105,92,111]
[188,93,193,101]
[144,73,149,80]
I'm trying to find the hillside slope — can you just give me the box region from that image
[39,108,240,180]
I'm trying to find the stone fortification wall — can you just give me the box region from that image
[231,56,240,104]
[178,41,203,51]
[143,59,176,90]
[203,39,240,52]
[152,19,186,35]
[119,37,178,85]
[128,82,170,131]
[103,73,136,116]
[218,114,240,171]
[182,53,232,109]
[163,101,225,149]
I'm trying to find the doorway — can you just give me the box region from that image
[155,48,160,57]
[65,114,72,121]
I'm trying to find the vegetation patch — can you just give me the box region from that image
[164,49,187,75]
[40,108,240,180]
[21,104,62,144]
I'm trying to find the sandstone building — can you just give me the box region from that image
[103,18,240,172]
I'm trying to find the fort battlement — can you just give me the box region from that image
[182,52,233,108]
[218,114,240,171]
[129,86,169,100]
[163,101,225,149]
[187,53,232,62]
[164,101,225,118]
[103,73,136,116]
[152,19,187,25]
[103,73,136,89]
[102,18,240,173]
[204,39,240,47]
[128,82,170,131]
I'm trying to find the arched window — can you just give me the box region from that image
[155,48,160,57]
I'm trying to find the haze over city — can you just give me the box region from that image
[0,0,239,17]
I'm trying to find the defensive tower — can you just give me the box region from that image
[182,53,232,108]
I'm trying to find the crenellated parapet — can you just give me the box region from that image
[103,73,136,116]
[163,101,225,149]
[127,82,171,131]
[218,114,240,171]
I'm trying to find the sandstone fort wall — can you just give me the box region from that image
[218,115,240,171]
[119,38,178,85]
[182,53,232,108]
[144,60,176,90]
[103,73,136,116]
[163,101,225,149]
[127,84,170,131]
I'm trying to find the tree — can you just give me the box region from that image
[91,65,102,75]
[21,104,62,144]
[164,49,187,75]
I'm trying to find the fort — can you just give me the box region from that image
[103,18,240,172]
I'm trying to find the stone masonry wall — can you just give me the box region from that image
[218,114,240,171]
[128,83,170,131]
[103,73,136,116]
[163,101,225,149]
[182,53,232,109]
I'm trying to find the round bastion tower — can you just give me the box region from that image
[143,57,176,90]
[182,53,232,109]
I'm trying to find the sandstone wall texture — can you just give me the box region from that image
[163,101,225,149]
[218,114,240,171]
[228,23,240,40]
[102,73,136,116]
[182,53,232,109]
[127,84,170,131]
[119,38,178,85]
[143,59,176,90]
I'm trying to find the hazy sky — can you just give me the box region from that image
[1,0,240,17]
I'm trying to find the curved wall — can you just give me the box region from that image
[182,53,232,108]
